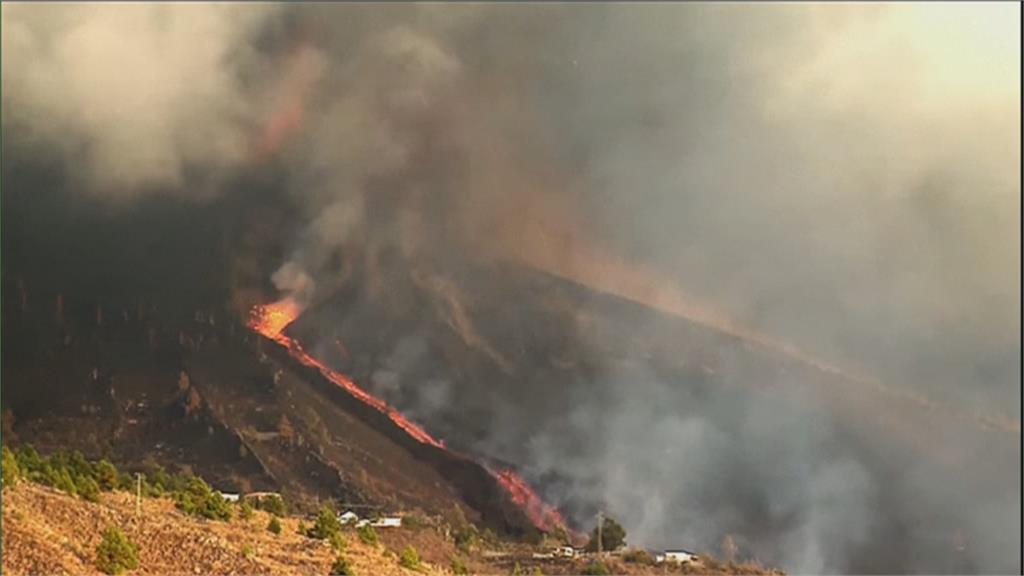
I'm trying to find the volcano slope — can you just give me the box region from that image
[283,258,1020,574]
[187,331,540,536]
[1,286,541,540]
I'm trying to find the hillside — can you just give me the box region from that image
[284,261,1018,570]
[2,480,780,576]
[1,481,443,576]
[3,256,1016,572]
[0,282,539,538]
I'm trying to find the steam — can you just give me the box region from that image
[2,3,1020,573]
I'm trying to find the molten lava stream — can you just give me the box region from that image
[249,300,568,533]
[492,469,567,532]
[250,300,443,448]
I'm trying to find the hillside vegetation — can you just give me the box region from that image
[2,481,446,576]
[2,446,781,575]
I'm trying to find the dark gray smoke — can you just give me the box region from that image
[2,3,1019,573]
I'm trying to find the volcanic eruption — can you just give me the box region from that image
[249,298,569,533]
[2,3,1019,574]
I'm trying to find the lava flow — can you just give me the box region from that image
[250,299,443,448]
[492,468,567,533]
[248,299,568,533]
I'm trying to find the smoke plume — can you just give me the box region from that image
[1,3,278,197]
[2,3,1019,573]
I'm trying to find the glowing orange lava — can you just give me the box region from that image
[251,298,303,343]
[492,468,567,533]
[248,299,573,533]
[250,299,444,448]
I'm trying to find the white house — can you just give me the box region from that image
[661,549,697,564]
[244,492,282,500]
[218,492,241,503]
[338,511,359,525]
[371,516,402,528]
[554,546,577,558]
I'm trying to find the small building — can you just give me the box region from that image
[218,492,241,503]
[659,549,697,564]
[244,491,282,500]
[554,546,577,558]
[370,516,402,528]
[338,511,359,525]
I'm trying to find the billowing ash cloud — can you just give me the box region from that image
[2,3,1020,573]
[551,4,1021,418]
[1,3,278,198]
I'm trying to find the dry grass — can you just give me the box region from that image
[2,483,442,576]
[2,483,783,576]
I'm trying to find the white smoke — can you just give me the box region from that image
[1,3,278,197]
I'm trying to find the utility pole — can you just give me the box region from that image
[596,510,603,558]
[136,473,142,517]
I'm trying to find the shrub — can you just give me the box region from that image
[113,471,161,499]
[450,556,469,575]
[2,445,20,487]
[510,562,523,575]
[307,506,342,539]
[399,545,421,571]
[14,445,44,477]
[54,467,78,496]
[585,516,627,552]
[141,476,164,498]
[452,523,479,554]
[238,499,254,520]
[116,472,136,492]
[580,560,609,576]
[146,466,171,493]
[329,532,347,552]
[267,517,282,535]
[241,544,255,559]
[255,494,286,517]
[95,526,140,575]
[356,524,378,546]
[64,450,93,479]
[94,459,119,491]
[330,555,354,576]
[35,462,57,487]
[297,521,308,535]
[173,475,231,521]
[76,474,101,502]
